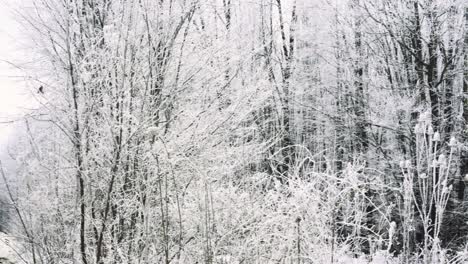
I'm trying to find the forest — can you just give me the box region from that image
[0,0,467,263]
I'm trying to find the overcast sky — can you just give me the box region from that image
[0,0,29,152]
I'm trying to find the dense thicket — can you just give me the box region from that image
[1,0,467,263]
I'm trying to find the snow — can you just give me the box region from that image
[0,232,17,263]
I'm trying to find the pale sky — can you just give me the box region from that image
[0,0,30,151]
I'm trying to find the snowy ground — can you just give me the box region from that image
[0,232,16,264]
